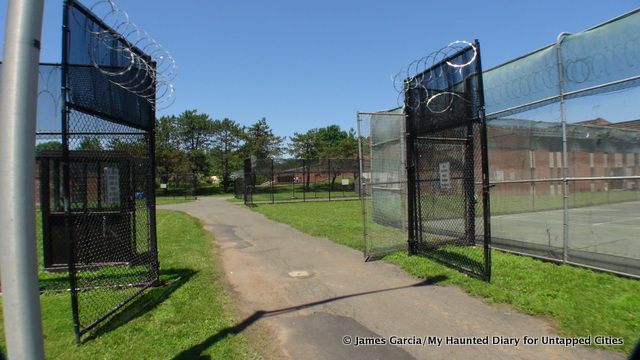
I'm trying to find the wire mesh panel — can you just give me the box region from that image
[405,40,491,281]
[357,111,408,260]
[307,158,330,200]
[272,158,304,202]
[233,175,244,199]
[242,158,360,204]
[176,173,197,200]
[482,10,640,278]
[60,0,159,341]
[157,173,197,199]
[329,159,359,199]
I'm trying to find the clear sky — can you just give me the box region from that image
[1,0,638,138]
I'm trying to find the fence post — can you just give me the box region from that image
[556,32,571,263]
[0,0,46,357]
[357,113,368,257]
[302,159,306,202]
[328,159,331,201]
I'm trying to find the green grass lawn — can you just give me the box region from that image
[155,196,196,205]
[0,210,260,359]
[252,200,640,354]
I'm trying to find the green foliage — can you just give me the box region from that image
[108,138,147,155]
[210,118,244,192]
[78,137,102,151]
[241,117,286,159]
[155,112,285,189]
[289,129,321,159]
[175,109,214,152]
[35,141,62,155]
[288,125,358,159]
[156,110,245,178]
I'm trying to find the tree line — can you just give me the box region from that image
[35,109,359,192]
[36,110,358,191]
[154,110,358,192]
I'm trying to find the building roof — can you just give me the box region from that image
[609,119,640,130]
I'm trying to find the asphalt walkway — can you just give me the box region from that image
[161,197,621,360]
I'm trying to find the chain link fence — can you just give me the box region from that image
[358,11,640,279]
[241,158,360,205]
[483,9,640,278]
[157,173,197,200]
[357,111,408,260]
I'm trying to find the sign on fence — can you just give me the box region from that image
[439,162,451,189]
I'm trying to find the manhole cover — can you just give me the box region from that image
[288,270,311,279]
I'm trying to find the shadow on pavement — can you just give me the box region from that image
[173,275,447,359]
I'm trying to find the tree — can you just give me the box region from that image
[175,109,215,173]
[35,141,62,155]
[155,115,191,175]
[316,125,359,186]
[211,118,244,192]
[336,128,359,158]
[78,137,102,151]
[289,129,321,190]
[241,117,285,159]
[109,138,147,155]
[317,125,348,158]
[288,129,320,159]
[175,109,214,152]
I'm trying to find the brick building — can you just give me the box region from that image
[488,118,640,196]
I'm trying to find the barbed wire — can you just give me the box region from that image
[483,17,640,114]
[393,40,477,113]
[72,0,176,111]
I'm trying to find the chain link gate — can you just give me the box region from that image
[60,0,160,341]
[405,40,492,281]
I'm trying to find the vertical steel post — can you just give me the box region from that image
[356,113,368,258]
[0,0,46,357]
[147,73,160,285]
[291,160,295,200]
[61,0,81,343]
[556,32,571,263]
[328,159,331,201]
[302,159,306,202]
[404,81,417,255]
[475,40,492,282]
[271,159,275,204]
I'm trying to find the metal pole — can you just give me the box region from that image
[0,0,46,358]
[61,0,81,343]
[356,113,368,258]
[147,127,160,286]
[476,39,492,282]
[302,159,306,202]
[556,32,571,263]
[271,159,275,204]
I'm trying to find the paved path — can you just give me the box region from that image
[161,197,622,360]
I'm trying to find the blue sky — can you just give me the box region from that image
[1,0,638,138]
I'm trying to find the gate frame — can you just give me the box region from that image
[404,40,492,281]
[61,0,160,342]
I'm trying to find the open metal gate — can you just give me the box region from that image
[405,40,492,281]
[61,0,160,341]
